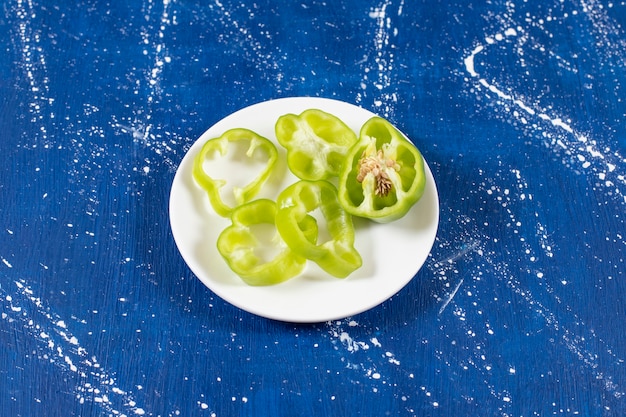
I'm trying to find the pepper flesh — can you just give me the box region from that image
[275,109,358,180]
[192,128,278,218]
[217,199,318,286]
[338,117,426,223]
[276,180,362,278]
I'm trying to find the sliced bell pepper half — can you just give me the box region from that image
[192,128,278,218]
[275,109,358,181]
[276,180,362,278]
[217,199,318,286]
[338,116,426,223]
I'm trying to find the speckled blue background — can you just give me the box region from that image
[1,0,625,416]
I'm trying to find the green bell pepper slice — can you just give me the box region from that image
[275,109,358,181]
[217,199,318,286]
[193,128,278,218]
[276,180,362,278]
[338,116,426,223]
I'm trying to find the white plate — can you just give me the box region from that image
[169,97,439,323]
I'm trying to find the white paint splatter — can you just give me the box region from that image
[357,0,401,118]
[141,0,175,102]
[463,18,626,203]
[11,0,51,142]
[326,319,438,406]
[1,279,148,415]
[432,213,625,405]
[438,277,465,315]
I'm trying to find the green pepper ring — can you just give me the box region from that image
[338,116,426,223]
[275,180,362,278]
[216,199,319,286]
[192,128,278,218]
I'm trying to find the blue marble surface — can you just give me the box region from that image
[1,0,625,416]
